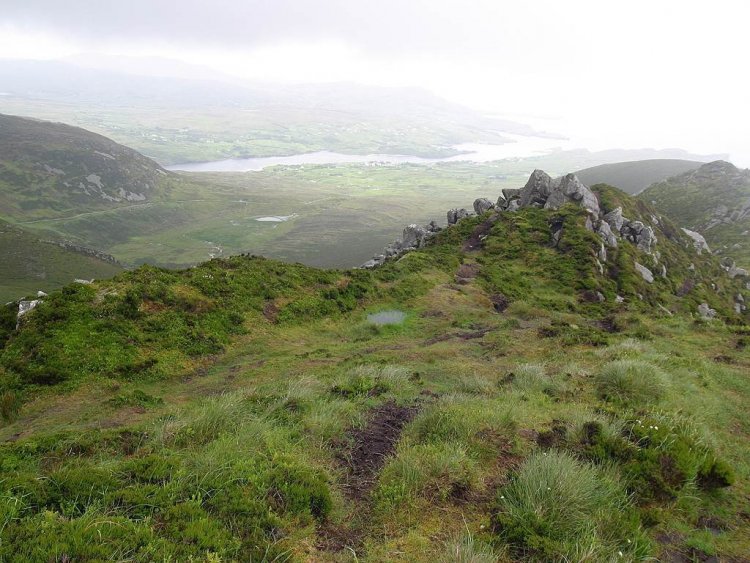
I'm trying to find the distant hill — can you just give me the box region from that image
[0,59,544,164]
[639,160,750,266]
[0,113,169,220]
[574,159,703,195]
[0,219,122,302]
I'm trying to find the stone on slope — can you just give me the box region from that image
[681,228,711,255]
[634,262,655,283]
[518,169,554,208]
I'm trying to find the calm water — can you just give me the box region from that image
[367,310,407,326]
[166,134,571,172]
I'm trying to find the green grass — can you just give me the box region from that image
[0,201,748,561]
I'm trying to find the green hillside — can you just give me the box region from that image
[0,113,170,221]
[0,220,123,302]
[1,180,747,561]
[574,159,702,195]
[640,161,750,266]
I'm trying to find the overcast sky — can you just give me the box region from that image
[1,0,749,164]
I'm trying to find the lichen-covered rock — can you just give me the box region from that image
[473,198,495,215]
[634,262,654,283]
[544,174,601,218]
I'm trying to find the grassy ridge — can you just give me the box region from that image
[1,198,748,560]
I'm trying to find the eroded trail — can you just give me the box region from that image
[318,401,419,555]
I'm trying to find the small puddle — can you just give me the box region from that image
[367,310,406,325]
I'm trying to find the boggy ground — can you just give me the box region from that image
[1,208,749,561]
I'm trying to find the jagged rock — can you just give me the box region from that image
[584,216,594,232]
[544,174,600,218]
[36,290,48,298]
[597,221,618,248]
[473,198,495,215]
[595,258,605,275]
[447,208,471,225]
[698,303,717,319]
[615,295,625,303]
[402,224,428,248]
[737,293,745,303]
[74,278,94,284]
[681,228,710,255]
[735,303,744,314]
[603,207,625,232]
[634,262,654,283]
[659,264,667,278]
[622,221,657,254]
[519,169,554,207]
[506,200,520,212]
[427,220,441,233]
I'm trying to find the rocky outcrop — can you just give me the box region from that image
[544,174,600,218]
[681,228,710,255]
[473,198,495,215]
[518,170,555,208]
[362,220,442,268]
[43,240,121,266]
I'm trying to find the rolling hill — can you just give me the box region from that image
[1,171,747,561]
[574,159,703,195]
[639,160,750,266]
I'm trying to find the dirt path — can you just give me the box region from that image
[317,401,419,556]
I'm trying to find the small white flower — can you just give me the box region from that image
[627,539,631,544]
[654,426,659,430]
[618,551,623,557]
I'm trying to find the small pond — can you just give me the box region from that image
[367,310,407,325]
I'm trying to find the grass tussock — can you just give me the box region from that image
[492,450,650,561]
[595,359,669,405]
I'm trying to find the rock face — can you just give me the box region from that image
[603,207,625,232]
[634,262,655,283]
[473,198,495,215]
[681,228,710,255]
[721,257,749,279]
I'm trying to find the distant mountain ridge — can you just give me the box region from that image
[574,159,704,195]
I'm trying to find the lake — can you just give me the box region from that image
[166,134,572,172]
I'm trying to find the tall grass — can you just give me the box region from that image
[493,450,649,561]
[595,360,669,405]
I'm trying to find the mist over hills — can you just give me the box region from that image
[574,159,704,195]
